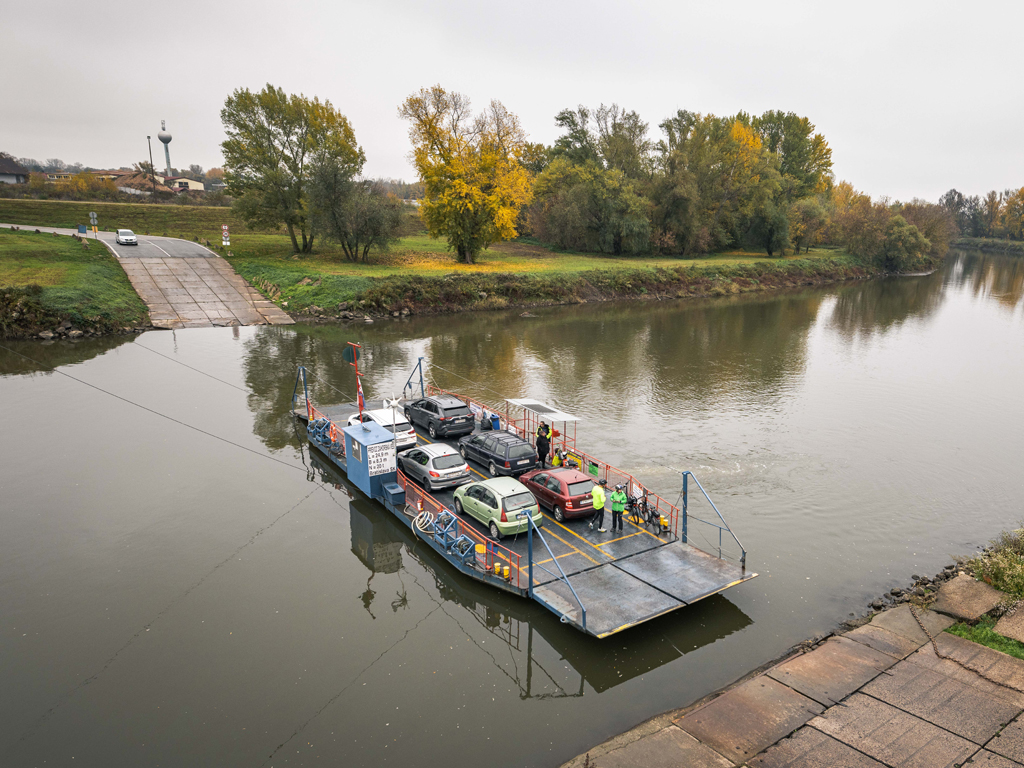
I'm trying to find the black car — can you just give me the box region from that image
[404,394,474,438]
[458,431,538,477]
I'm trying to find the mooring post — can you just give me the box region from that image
[682,472,689,544]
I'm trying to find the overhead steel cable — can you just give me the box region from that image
[0,343,306,474]
[133,342,249,393]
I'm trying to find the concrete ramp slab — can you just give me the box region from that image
[677,676,824,766]
[933,574,1005,621]
[767,636,896,706]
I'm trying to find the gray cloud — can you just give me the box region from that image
[5,0,1022,200]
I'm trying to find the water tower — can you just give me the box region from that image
[157,120,172,177]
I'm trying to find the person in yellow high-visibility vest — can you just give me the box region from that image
[589,479,608,533]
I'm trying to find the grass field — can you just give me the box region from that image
[0,228,148,331]
[0,198,244,238]
[0,197,862,315]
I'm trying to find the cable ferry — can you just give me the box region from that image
[292,344,756,638]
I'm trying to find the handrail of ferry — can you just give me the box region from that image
[522,513,587,631]
[428,386,747,566]
[682,471,747,569]
[396,471,524,590]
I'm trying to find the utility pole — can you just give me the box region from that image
[146,135,156,196]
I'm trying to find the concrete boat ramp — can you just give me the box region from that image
[3,225,293,329]
[297,400,756,638]
[566,578,1024,768]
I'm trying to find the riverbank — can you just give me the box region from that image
[956,237,1024,255]
[0,198,945,321]
[0,227,150,339]
[231,251,942,322]
[565,533,1024,768]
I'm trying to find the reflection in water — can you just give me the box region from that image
[242,250,1023,459]
[304,446,752,698]
[948,249,1024,314]
[0,334,133,377]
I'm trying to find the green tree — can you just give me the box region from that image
[752,111,834,201]
[221,84,365,254]
[748,198,790,257]
[878,215,930,271]
[788,197,827,253]
[309,168,402,263]
[528,157,651,254]
[399,86,533,264]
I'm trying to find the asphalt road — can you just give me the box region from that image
[1,224,217,259]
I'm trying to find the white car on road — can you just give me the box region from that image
[347,408,418,450]
[115,229,138,245]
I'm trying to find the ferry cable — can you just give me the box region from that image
[132,341,249,393]
[0,342,306,475]
[6,482,322,755]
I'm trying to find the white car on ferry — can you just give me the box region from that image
[347,408,418,450]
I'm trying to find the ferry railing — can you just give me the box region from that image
[520,511,587,631]
[682,471,747,570]
[291,365,310,416]
[397,472,524,591]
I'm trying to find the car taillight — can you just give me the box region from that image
[429,470,440,478]
[566,500,573,508]
[500,511,507,523]
[504,460,510,468]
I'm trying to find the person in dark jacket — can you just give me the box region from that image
[536,423,550,467]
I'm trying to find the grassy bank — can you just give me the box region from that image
[0,198,244,239]
[226,247,933,317]
[955,237,1024,255]
[0,228,148,338]
[1,197,938,319]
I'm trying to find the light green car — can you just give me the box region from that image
[453,476,543,540]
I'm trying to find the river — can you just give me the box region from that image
[1,249,1022,767]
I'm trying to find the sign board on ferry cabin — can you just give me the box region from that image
[366,441,397,477]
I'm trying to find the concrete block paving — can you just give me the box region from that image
[118,256,294,329]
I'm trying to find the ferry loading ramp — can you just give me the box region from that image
[293,368,756,638]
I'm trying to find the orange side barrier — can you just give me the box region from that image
[397,471,523,590]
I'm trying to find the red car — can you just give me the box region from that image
[519,467,596,522]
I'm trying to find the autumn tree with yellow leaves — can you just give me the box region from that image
[400,86,533,264]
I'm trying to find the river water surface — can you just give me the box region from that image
[2,250,1023,767]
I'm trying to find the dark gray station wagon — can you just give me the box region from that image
[404,395,475,438]
[458,431,538,477]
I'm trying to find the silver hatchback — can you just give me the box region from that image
[398,444,471,491]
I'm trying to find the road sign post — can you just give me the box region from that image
[222,224,230,247]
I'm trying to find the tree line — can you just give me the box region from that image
[217,83,1020,268]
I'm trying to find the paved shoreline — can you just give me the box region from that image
[2,224,293,329]
[563,578,1024,768]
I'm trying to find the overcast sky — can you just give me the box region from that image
[5,0,1022,201]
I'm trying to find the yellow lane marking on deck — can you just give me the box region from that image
[623,516,665,541]
[533,551,577,567]
[533,522,601,565]
[539,513,612,561]
[419,433,602,565]
[596,531,643,546]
